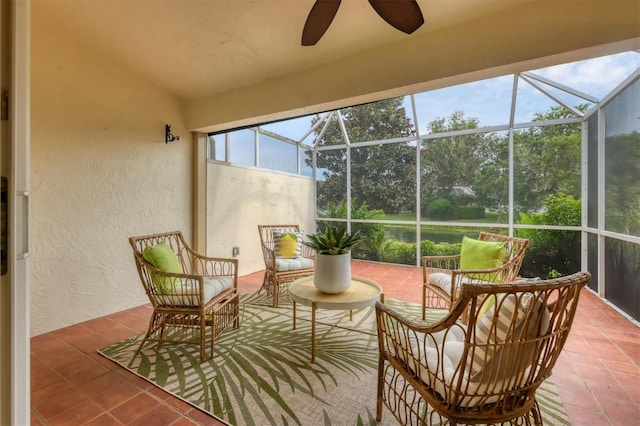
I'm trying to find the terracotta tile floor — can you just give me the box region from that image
[31,261,640,425]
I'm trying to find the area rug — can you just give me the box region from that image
[98,291,571,425]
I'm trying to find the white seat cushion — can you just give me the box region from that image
[428,272,492,296]
[402,295,550,407]
[155,276,233,306]
[428,272,455,295]
[405,327,507,407]
[203,276,233,300]
[276,256,314,271]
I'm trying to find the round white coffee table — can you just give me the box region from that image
[289,276,383,363]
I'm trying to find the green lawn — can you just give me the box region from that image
[383,211,504,224]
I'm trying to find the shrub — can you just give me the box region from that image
[380,239,463,265]
[420,240,462,257]
[456,205,485,220]
[518,192,581,278]
[380,240,416,265]
[427,198,453,220]
[324,201,386,261]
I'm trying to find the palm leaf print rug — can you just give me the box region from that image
[99,291,570,425]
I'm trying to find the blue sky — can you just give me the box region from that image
[262,50,640,142]
[222,50,638,174]
[413,50,640,132]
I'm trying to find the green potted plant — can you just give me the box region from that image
[304,225,362,254]
[304,226,362,293]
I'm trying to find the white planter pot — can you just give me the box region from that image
[313,253,352,294]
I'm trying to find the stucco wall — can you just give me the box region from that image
[30,15,191,335]
[206,163,315,277]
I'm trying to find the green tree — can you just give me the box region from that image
[512,105,585,213]
[310,98,416,215]
[519,192,581,278]
[471,135,509,212]
[604,131,640,236]
[421,111,504,214]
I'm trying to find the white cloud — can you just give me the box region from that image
[259,51,639,140]
[533,51,640,98]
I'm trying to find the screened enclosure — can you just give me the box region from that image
[208,51,640,322]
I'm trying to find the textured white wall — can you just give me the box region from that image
[30,16,191,335]
[207,164,315,277]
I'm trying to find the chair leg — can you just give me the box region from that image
[208,294,240,360]
[258,273,269,299]
[209,310,215,361]
[259,272,269,294]
[421,285,427,320]
[199,315,207,363]
[233,297,240,329]
[129,311,160,366]
[260,273,281,307]
[376,357,385,422]
[272,277,280,307]
[156,314,169,351]
[130,333,152,366]
[528,400,543,425]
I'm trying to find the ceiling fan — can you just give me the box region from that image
[302,0,424,46]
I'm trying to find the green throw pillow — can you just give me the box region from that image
[479,294,496,316]
[459,236,506,283]
[143,242,183,294]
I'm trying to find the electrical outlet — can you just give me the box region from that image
[232,247,240,257]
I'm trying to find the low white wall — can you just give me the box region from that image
[30,13,191,335]
[206,163,315,277]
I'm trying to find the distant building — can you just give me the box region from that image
[451,186,475,197]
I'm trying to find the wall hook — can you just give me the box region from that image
[165,124,180,143]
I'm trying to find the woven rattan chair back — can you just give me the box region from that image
[258,224,315,307]
[422,232,530,320]
[476,231,530,281]
[377,271,591,425]
[129,231,239,363]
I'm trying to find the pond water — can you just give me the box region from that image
[384,226,487,244]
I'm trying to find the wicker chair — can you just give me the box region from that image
[376,271,591,425]
[422,232,530,320]
[258,224,315,307]
[129,231,240,363]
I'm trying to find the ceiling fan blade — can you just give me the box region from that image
[302,0,342,46]
[368,0,424,34]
